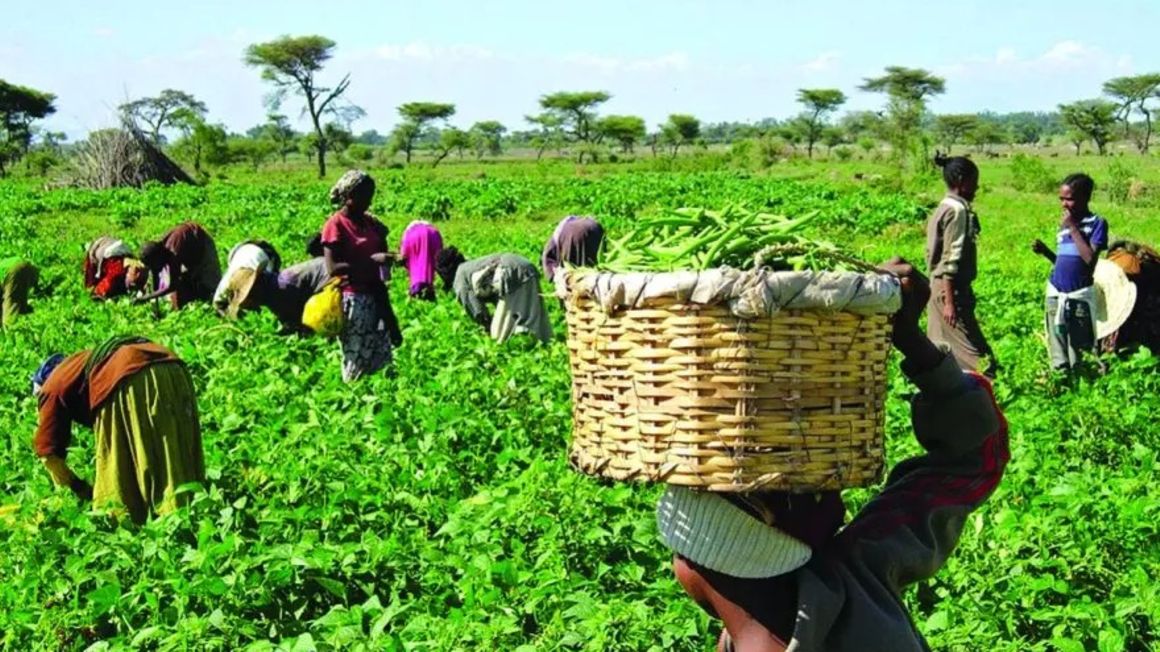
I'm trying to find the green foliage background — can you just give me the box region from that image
[1,155,1158,651]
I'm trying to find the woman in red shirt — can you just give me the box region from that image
[320,170,399,382]
[83,236,147,300]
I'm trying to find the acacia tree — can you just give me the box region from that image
[1103,73,1160,152]
[795,89,846,158]
[859,66,945,165]
[933,114,980,153]
[525,112,564,160]
[119,90,207,143]
[260,114,298,163]
[0,80,56,176]
[597,115,646,153]
[432,127,470,167]
[1059,100,1118,155]
[539,91,610,162]
[171,110,230,175]
[469,120,507,159]
[243,35,353,178]
[661,114,701,156]
[391,102,455,164]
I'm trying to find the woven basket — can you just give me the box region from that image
[560,268,897,492]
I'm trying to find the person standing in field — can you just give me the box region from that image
[660,259,1009,652]
[83,236,147,300]
[30,336,205,524]
[924,154,997,377]
[435,247,552,344]
[1031,173,1109,372]
[0,257,39,327]
[321,170,401,381]
[212,240,281,316]
[398,221,443,301]
[136,222,222,309]
[541,215,605,282]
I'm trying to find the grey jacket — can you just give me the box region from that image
[784,355,1008,650]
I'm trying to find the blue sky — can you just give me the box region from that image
[2,0,1156,138]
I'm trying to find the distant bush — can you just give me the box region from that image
[833,146,853,162]
[730,135,790,170]
[346,144,375,162]
[1106,157,1136,204]
[1010,153,1056,193]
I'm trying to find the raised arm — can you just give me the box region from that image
[835,262,1009,590]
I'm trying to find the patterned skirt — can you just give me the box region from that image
[339,293,393,382]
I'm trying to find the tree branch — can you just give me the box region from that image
[317,74,352,115]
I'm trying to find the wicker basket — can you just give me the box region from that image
[560,268,898,492]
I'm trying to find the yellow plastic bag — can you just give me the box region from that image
[302,279,344,337]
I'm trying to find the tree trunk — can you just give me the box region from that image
[1142,108,1152,153]
[316,141,326,177]
[807,140,814,159]
[432,149,449,168]
[536,143,546,160]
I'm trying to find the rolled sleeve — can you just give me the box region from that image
[935,207,969,279]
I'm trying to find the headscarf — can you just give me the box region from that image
[329,170,375,205]
[31,353,66,396]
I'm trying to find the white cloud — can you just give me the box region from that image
[801,51,840,72]
[373,42,494,63]
[928,40,1139,114]
[994,47,1017,65]
[625,52,689,73]
[1040,40,1090,63]
[563,51,690,74]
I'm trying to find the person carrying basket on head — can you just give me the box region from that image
[661,259,1009,651]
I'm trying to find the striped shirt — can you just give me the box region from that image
[1050,214,1108,292]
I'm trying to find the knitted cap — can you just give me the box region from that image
[656,486,812,579]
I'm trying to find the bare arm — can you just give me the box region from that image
[1031,239,1057,264]
[135,271,177,303]
[323,245,353,278]
[1066,221,1097,265]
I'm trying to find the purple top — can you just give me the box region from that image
[399,221,443,294]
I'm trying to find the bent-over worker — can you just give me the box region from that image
[436,248,552,344]
[31,336,205,524]
[137,222,222,309]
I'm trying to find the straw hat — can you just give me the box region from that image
[223,265,264,319]
[1094,259,1137,340]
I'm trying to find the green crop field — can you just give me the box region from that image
[1,153,1159,651]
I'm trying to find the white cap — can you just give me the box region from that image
[656,486,812,579]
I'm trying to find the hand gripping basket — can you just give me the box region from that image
[557,267,902,492]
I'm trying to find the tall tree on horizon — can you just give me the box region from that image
[796,89,847,158]
[244,35,354,178]
[1103,73,1160,152]
[119,90,207,143]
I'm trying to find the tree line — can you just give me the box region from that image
[2,34,1158,178]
